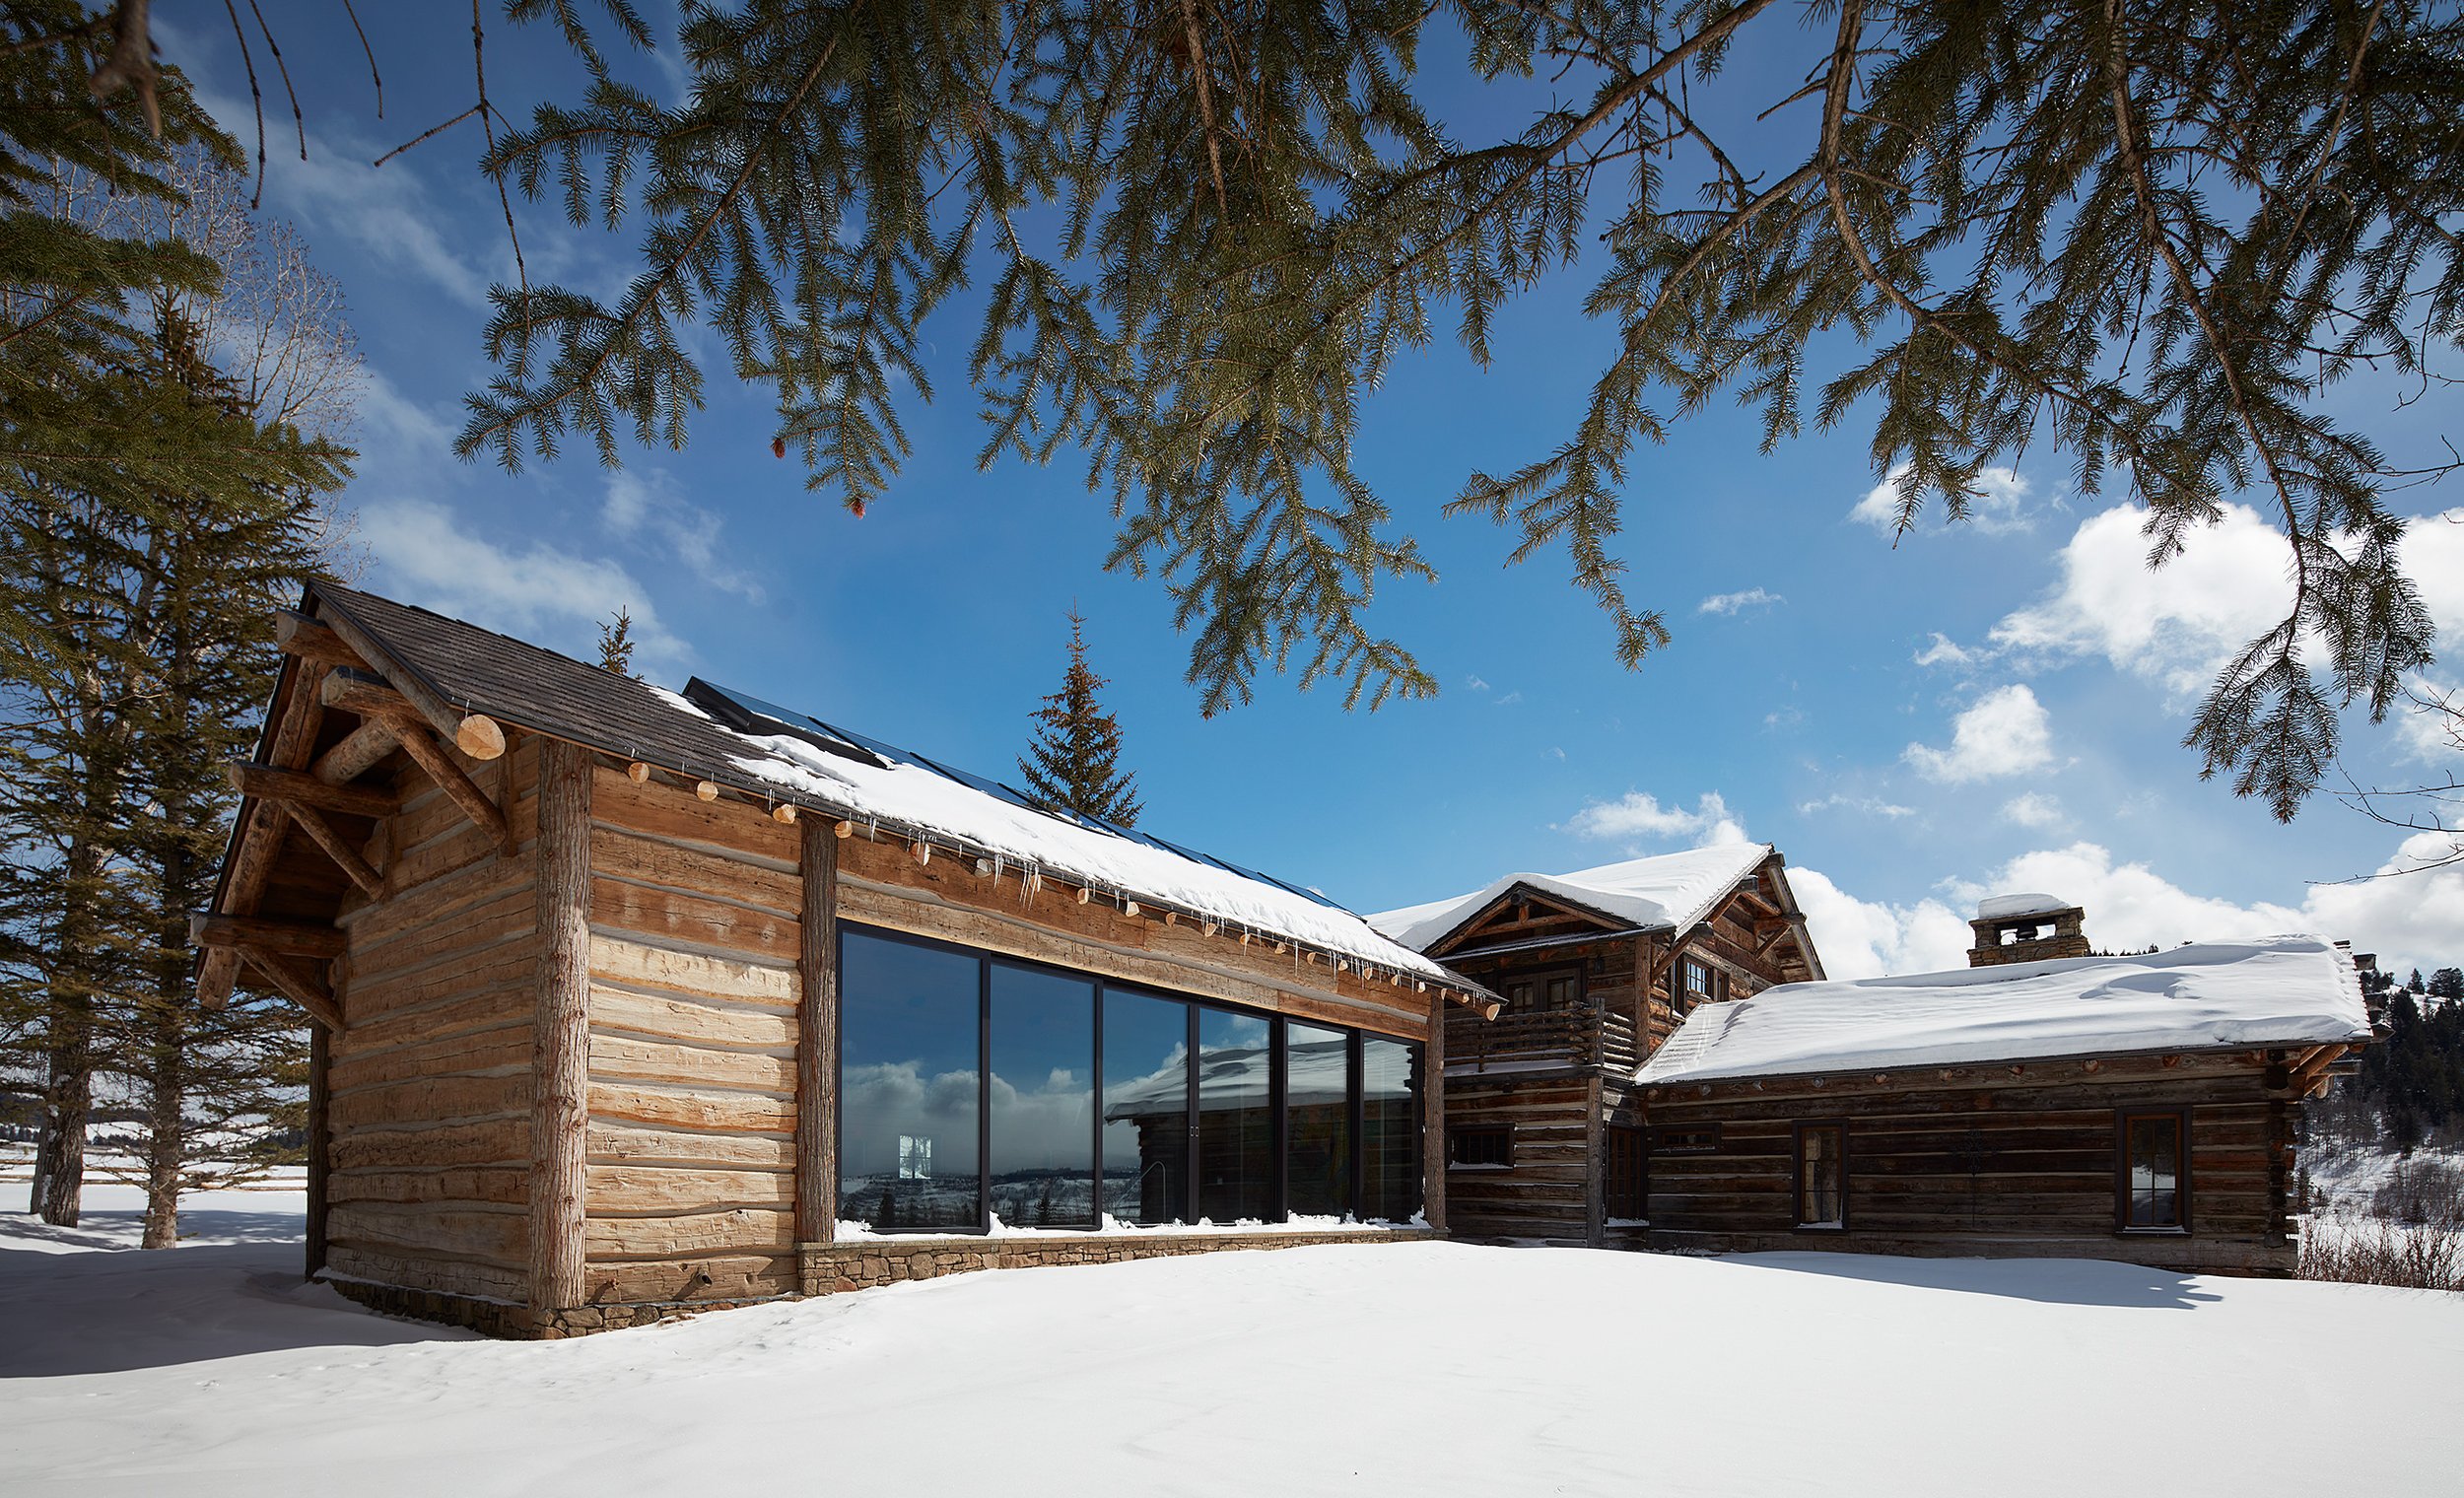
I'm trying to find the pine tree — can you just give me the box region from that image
[0,138,351,1229]
[597,607,638,677]
[1017,611,1141,828]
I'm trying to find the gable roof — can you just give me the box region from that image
[298,582,1477,993]
[1634,935,2372,1087]
[1369,843,1778,955]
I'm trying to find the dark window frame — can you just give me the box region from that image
[837,919,1421,1235]
[2114,1107,2193,1235]
[1676,954,1719,1016]
[1792,1120,1849,1230]
[1605,1124,1647,1219]
[1448,1123,1516,1170]
[1500,965,1585,1015]
[1649,1124,1721,1154]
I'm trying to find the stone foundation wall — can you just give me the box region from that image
[800,1227,1437,1294]
[322,1277,787,1339]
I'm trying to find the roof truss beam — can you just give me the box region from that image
[312,604,507,761]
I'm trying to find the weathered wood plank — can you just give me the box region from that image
[797,817,837,1247]
[589,930,796,1006]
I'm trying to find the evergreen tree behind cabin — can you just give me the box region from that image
[1017,612,1141,828]
[597,607,638,677]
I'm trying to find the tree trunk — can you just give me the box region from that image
[140,1012,184,1249]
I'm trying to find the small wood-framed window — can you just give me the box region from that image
[1650,1124,1721,1154]
[1502,968,1582,1014]
[1449,1124,1515,1170]
[1677,957,1718,1015]
[1606,1125,1648,1219]
[1794,1122,1847,1229]
[2116,1108,2191,1232]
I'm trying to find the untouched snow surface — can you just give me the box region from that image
[1371,844,1771,952]
[5,1192,2460,1497]
[1976,891,2074,920]
[1638,934,2370,1085]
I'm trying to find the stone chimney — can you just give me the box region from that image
[1967,893,2089,967]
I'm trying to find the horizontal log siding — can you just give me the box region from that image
[1443,1078,1594,1243]
[580,767,801,1306]
[1640,1056,2297,1275]
[324,736,539,1303]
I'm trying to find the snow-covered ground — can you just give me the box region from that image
[4,1191,2459,1497]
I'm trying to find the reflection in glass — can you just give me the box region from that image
[840,931,982,1232]
[1197,1008,1275,1223]
[1101,989,1190,1225]
[1797,1124,1844,1227]
[1285,1023,1351,1219]
[2125,1115,2182,1227]
[1360,1037,1422,1222]
[990,963,1096,1227]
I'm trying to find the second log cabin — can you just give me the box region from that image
[194,583,1496,1335]
[1371,847,1825,1245]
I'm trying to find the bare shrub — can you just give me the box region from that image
[2301,1217,2464,1291]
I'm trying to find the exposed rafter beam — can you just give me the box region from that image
[309,719,399,783]
[313,607,506,760]
[190,914,347,959]
[197,660,330,1010]
[278,801,385,899]
[239,945,343,1031]
[224,762,395,819]
[273,610,371,672]
[390,716,518,854]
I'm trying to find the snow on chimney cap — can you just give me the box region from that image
[1977,892,2074,921]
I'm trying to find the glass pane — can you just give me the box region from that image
[1361,1037,1422,1222]
[1800,1126,1843,1225]
[1101,989,1189,1225]
[1196,1008,1276,1224]
[840,931,982,1233]
[989,963,1096,1228]
[1546,977,1578,1010]
[2127,1117,2181,1227]
[1285,1023,1351,1220]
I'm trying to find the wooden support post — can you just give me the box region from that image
[313,604,506,760]
[189,913,348,959]
[530,737,591,1318]
[387,720,517,853]
[1422,987,1447,1235]
[225,761,396,818]
[277,801,385,899]
[239,946,344,1031]
[1584,1073,1606,1249]
[306,1022,329,1281]
[796,817,840,1252]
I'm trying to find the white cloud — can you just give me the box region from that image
[1989,502,2293,701]
[1698,587,1784,616]
[359,497,693,672]
[2001,791,2068,830]
[1851,463,2041,537]
[603,469,767,604]
[1912,633,1979,669]
[1799,831,2464,982]
[1789,867,1974,981]
[1903,685,2056,783]
[1465,675,1491,693]
[1495,691,1523,707]
[1798,794,1917,820]
[1562,791,1749,848]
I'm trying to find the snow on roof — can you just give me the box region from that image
[1370,844,1774,953]
[1976,892,2076,921]
[1635,935,2371,1086]
[661,690,1461,986]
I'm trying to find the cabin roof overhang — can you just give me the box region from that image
[1635,1036,2365,1098]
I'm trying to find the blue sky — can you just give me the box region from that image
[169,6,2464,978]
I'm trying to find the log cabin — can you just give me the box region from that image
[1370,846,1825,1246]
[1633,918,2377,1277]
[194,582,1496,1336]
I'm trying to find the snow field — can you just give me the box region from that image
[4,1190,2460,1497]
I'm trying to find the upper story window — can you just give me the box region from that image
[2117,1110,2189,1232]
[1502,970,1582,1013]
[1678,957,1717,1014]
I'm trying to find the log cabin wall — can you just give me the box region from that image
[1639,1054,2300,1275]
[563,751,1451,1313]
[321,734,542,1304]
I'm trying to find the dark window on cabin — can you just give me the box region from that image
[1606,1126,1647,1219]
[1677,958,1716,1015]
[1650,1124,1720,1154]
[1503,970,1582,1014]
[1450,1124,1515,1169]
[2118,1110,2189,1231]
[1795,1122,1846,1228]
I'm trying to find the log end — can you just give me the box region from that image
[455,714,508,761]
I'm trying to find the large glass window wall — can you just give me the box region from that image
[838,923,1423,1234]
